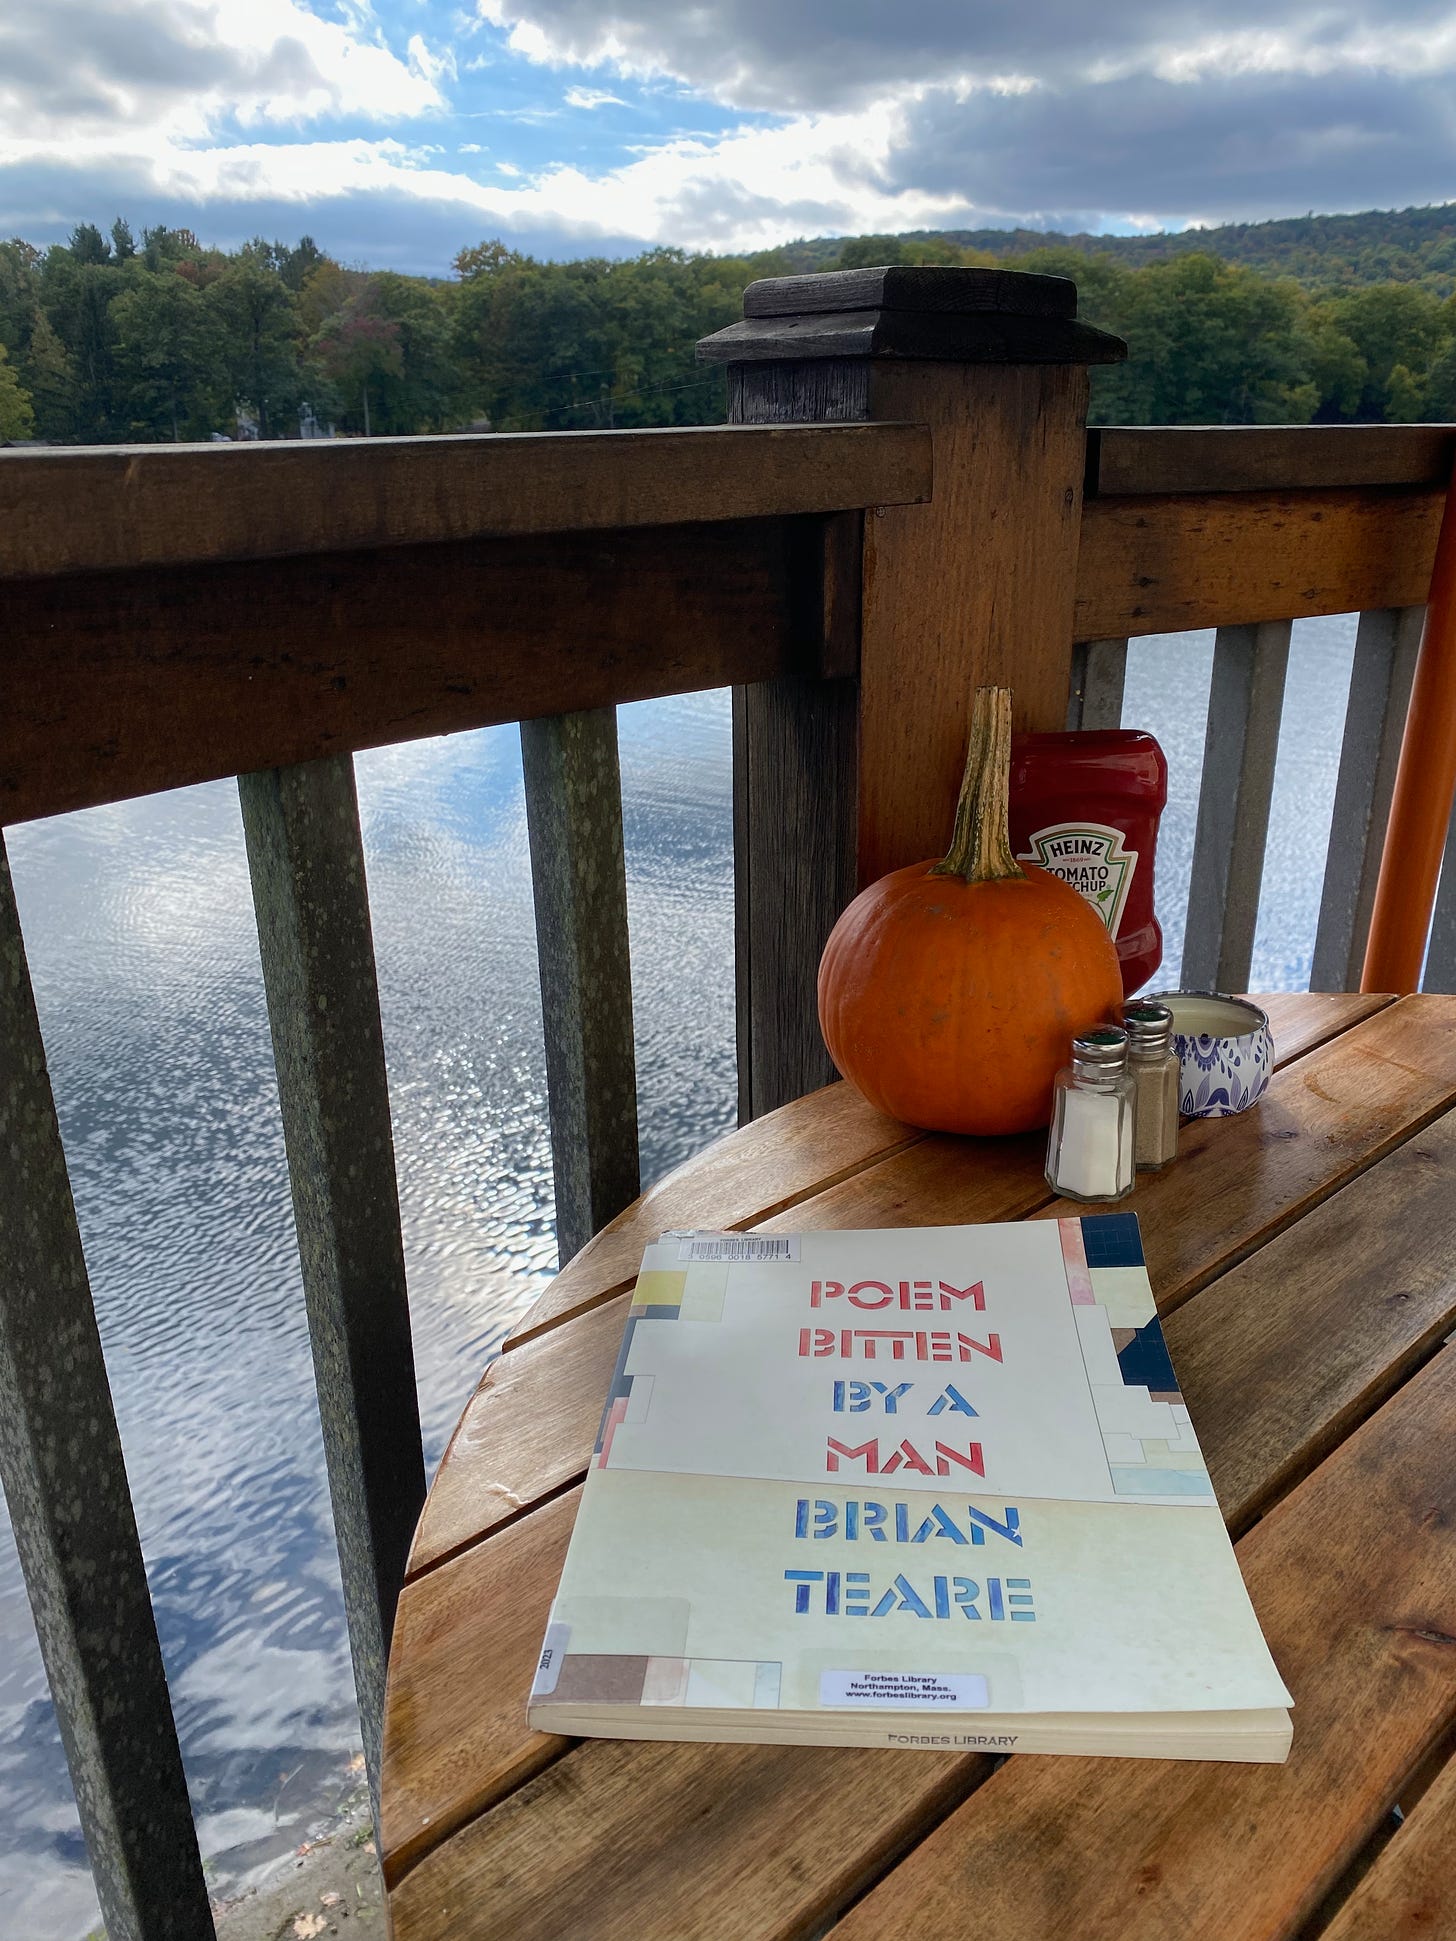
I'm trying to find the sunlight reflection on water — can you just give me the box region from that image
[0,626,1357,1933]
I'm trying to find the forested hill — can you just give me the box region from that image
[784,202,1456,293]
[6,211,1456,447]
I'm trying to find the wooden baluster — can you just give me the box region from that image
[700,265,1125,1117]
[1182,620,1292,992]
[238,756,424,1827]
[1066,637,1129,731]
[0,834,211,1941]
[1311,607,1424,991]
[521,709,640,1264]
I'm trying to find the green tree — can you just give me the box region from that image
[111,269,221,438]
[0,342,34,440]
[309,282,403,435]
[206,249,303,436]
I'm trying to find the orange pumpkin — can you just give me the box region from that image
[818,686,1123,1135]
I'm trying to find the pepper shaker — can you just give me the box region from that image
[1124,1002,1180,1170]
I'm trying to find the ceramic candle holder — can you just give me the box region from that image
[1142,992,1274,1118]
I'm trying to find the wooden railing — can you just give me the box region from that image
[2,265,1456,1938]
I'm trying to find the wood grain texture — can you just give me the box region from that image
[1254,990,1392,1061]
[1041,995,1456,1312]
[389,1731,986,1941]
[381,1490,577,1884]
[3,519,820,826]
[827,1346,1456,1941]
[744,265,1077,320]
[858,361,1091,883]
[407,1293,626,1576]
[1090,425,1456,497]
[520,709,639,1265]
[1312,607,1425,992]
[1181,620,1292,993]
[1318,1751,1456,1941]
[239,758,424,1820]
[506,1082,920,1346]
[1075,487,1443,639]
[0,422,931,578]
[1166,1106,1456,1532]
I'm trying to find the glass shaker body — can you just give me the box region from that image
[1124,1002,1180,1170]
[1044,1028,1136,1203]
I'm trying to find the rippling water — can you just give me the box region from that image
[0,622,1358,1935]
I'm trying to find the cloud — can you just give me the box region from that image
[564,86,627,109]
[475,0,1456,112]
[0,0,443,146]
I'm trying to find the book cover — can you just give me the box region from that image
[529,1214,1292,1760]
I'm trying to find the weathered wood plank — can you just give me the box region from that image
[1091,425,1455,497]
[238,756,424,1820]
[0,422,932,578]
[1075,487,1443,638]
[408,1292,627,1575]
[1318,1749,1456,1940]
[2,518,828,827]
[382,1489,579,1884]
[520,709,639,1265]
[857,362,1092,882]
[1254,989,1392,1060]
[732,332,865,1122]
[505,1082,919,1347]
[828,1347,1456,1941]
[1182,620,1292,992]
[1043,995,1456,1314]
[389,1727,985,1941]
[1312,607,1424,991]
[0,834,211,1941]
[1165,1105,1456,1533]
[1064,636,1127,730]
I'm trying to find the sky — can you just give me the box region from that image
[3,0,1456,274]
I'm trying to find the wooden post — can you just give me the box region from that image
[0,834,212,1941]
[699,266,1124,1116]
[238,756,425,1830]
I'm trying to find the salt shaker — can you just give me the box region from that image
[1124,1001,1180,1170]
[1044,1027,1136,1203]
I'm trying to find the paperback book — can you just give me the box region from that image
[529,1214,1292,1761]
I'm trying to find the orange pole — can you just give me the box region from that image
[1361,472,1456,994]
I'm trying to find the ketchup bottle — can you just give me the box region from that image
[1009,730,1168,996]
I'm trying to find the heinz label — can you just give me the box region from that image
[1017,822,1137,939]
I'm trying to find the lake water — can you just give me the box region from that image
[0,616,1362,1935]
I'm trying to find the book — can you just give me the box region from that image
[529,1214,1292,1762]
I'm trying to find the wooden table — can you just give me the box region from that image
[379,992,1456,1940]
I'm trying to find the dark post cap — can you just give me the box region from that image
[698,263,1126,368]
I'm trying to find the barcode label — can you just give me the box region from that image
[678,1234,800,1263]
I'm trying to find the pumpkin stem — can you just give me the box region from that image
[931,685,1025,885]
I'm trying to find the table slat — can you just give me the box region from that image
[1166,1107,1456,1533]
[390,1735,985,1941]
[827,1347,1456,1941]
[1317,1752,1456,1940]
[383,1491,577,1882]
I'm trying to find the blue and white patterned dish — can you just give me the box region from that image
[1143,991,1274,1118]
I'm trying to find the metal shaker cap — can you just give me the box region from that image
[1071,1025,1129,1073]
[1123,1002,1173,1055]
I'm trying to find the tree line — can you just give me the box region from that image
[5,216,1456,445]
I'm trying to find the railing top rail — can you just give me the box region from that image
[1090,423,1456,497]
[0,421,931,581]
